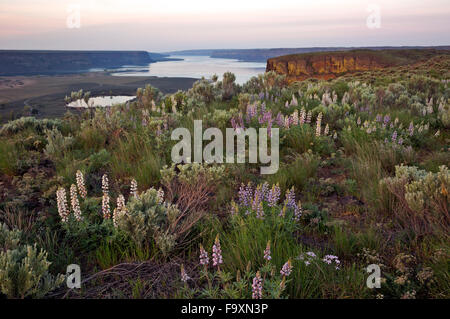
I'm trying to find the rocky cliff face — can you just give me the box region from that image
[266,51,390,82]
[266,49,450,82]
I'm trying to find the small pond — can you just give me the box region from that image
[67,95,136,108]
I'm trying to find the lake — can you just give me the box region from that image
[111,55,266,85]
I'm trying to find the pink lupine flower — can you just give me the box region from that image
[70,184,82,221]
[76,170,87,199]
[56,187,69,222]
[212,235,223,267]
[267,184,281,207]
[252,271,263,299]
[130,178,138,198]
[280,260,292,277]
[199,244,209,266]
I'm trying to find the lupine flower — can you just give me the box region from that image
[306,111,312,124]
[315,112,322,137]
[267,184,281,207]
[117,194,125,211]
[264,241,271,261]
[398,137,403,145]
[102,174,111,219]
[70,184,82,221]
[376,114,382,122]
[292,110,299,125]
[255,201,264,219]
[391,131,397,142]
[212,235,223,267]
[238,182,253,207]
[102,174,109,195]
[180,264,190,283]
[324,124,329,136]
[284,187,296,209]
[56,187,69,222]
[280,260,292,277]
[76,170,87,199]
[157,188,164,204]
[260,182,269,199]
[102,193,111,219]
[294,200,302,221]
[130,178,138,198]
[199,244,209,265]
[252,271,263,299]
[300,108,306,124]
[276,112,284,127]
[383,115,390,125]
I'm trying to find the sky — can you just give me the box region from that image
[0,0,449,51]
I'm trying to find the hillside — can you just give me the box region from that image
[0,50,158,76]
[266,49,450,82]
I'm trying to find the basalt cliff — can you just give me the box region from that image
[266,49,449,82]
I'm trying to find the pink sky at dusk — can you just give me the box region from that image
[0,0,449,51]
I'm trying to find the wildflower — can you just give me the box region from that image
[284,187,296,209]
[70,184,82,221]
[324,124,329,136]
[180,264,190,283]
[323,255,341,270]
[252,271,263,299]
[333,132,337,140]
[292,110,299,125]
[102,174,109,195]
[56,187,69,222]
[199,244,209,265]
[130,178,138,198]
[76,170,87,198]
[256,201,264,219]
[391,131,397,142]
[299,108,306,124]
[280,260,292,277]
[306,110,312,124]
[101,174,111,219]
[157,188,164,204]
[116,194,125,211]
[267,184,281,207]
[102,193,111,219]
[212,235,223,267]
[293,201,302,221]
[238,182,253,207]
[408,122,414,136]
[315,112,322,136]
[264,241,271,261]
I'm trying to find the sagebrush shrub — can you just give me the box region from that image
[0,223,64,299]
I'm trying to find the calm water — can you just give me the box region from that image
[67,96,136,108]
[111,55,266,85]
